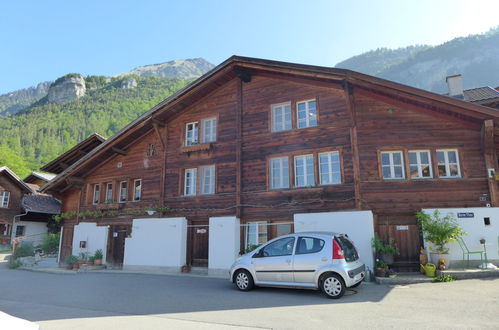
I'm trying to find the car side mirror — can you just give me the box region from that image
[252,249,263,258]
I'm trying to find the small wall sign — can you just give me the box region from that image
[396,225,409,231]
[479,196,488,202]
[457,212,474,218]
[196,229,207,234]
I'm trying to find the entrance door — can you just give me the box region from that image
[107,225,131,268]
[190,224,209,267]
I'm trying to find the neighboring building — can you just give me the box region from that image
[445,74,499,110]
[24,172,57,193]
[42,56,499,273]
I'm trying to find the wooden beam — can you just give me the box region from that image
[111,147,128,156]
[152,118,165,127]
[482,119,499,206]
[152,122,166,150]
[236,79,243,218]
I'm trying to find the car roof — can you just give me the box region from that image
[291,231,342,237]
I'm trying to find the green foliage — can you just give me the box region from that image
[245,244,261,254]
[376,259,388,270]
[0,76,188,171]
[8,258,22,269]
[416,210,465,254]
[88,256,95,263]
[433,274,457,282]
[372,234,400,255]
[64,255,79,266]
[13,242,35,259]
[94,249,103,260]
[40,233,60,255]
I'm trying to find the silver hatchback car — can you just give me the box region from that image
[230,232,366,299]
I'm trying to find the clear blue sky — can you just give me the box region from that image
[1,0,498,94]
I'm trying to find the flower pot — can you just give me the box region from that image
[181,265,190,273]
[380,254,394,265]
[430,253,449,269]
[375,268,387,277]
[94,259,102,265]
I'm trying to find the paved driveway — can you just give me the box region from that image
[0,256,498,329]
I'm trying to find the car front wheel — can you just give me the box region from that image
[234,270,254,291]
[320,273,345,299]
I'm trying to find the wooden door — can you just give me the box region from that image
[107,225,131,267]
[60,225,74,262]
[189,224,209,267]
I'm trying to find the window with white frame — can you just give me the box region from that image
[409,150,432,179]
[246,221,268,248]
[119,181,127,202]
[0,191,10,208]
[381,151,405,179]
[270,157,289,189]
[200,165,215,195]
[105,183,113,202]
[201,118,217,143]
[185,122,199,146]
[271,103,292,132]
[297,100,317,129]
[92,184,100,204]
[437,149,461,178]
[319,151,341,185]
[295,154,315,187]
[184,168,197,196]
[133,179,142,201]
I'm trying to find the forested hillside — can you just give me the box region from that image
[0,75,188,177]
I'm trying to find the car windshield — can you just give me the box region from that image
[335,236,359,262]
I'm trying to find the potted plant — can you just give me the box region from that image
[372,234,399,265]
[375,259,388,277]
[416,210,465,268]
[386,269,397,278]
[64,255,79,270]
[93,249,104,265]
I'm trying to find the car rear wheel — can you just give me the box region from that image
[320,273,345,299]
[235,270,254,291]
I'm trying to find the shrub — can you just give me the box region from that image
[40,233,60,255]
[64,255,79,267]
[416,210,465,253]
[8,258,22,269]
[13,243,35,259]
[372,234,400,255]
[433,275,457,282]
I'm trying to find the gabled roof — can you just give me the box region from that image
[40,133,106,174]
[463,86,499,104]
[23,171,57,184]
[41,56,499,193]
[21,195,61,214]
[0,166,34,193]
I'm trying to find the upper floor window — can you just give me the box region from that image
[133,179,142,201]
[105,183,113,202]
[270,157,290,189]
[184,168,197,196]
[319,151,341,185]
[92,184,100,204]
[381,151,405,180]
[119,181,128,202]
[200,165,215,195]
[201,118,217,143]
[147,144,156,157]
[295,154,315,187]
[437,149,461,178]
[271,102,292,132]
[409,150,432,179]
[297,100,317,129]
[185,122,199,146]
[0,191,10,208]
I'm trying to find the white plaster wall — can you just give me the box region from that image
[294,211,375,270]
[14,221,48,245]
[72,222,108,262]
[422,208,499,265]
[208,216,240,275]
[123,217,187,271]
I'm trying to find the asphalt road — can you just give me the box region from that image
[0,257,498,329]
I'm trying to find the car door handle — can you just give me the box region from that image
[321,257,328,262]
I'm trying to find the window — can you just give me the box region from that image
[297,100,317,128]
[133,179,142,201]
[260,237,295,257]
[271,103,292,132]
[147,144,156,157]
[296,237,325,254]
[201,118,217,143]
[381,151,405,179]
[409,150,432,179]
[105,183,113,202]
[276,223,292,237]
[246,221,268,248]
[185,122,199,146]
[92,184,100,204]
[119,181,127,202]
[184,169,197,196]
[270,157,289,189]
[319,151,341,185]
[0,191,10,208]
[437,149,461,178]
[294,154,315,187]
[200,165,215,195]
[15,225,25,237]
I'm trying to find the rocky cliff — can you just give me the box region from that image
[47,74,86,103]
[120,58,214,80]
[0,81,51,116]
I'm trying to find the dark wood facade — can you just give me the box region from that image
[44,56,499,268]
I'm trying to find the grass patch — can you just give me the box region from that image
[433,274,457,282]
[0,248,12,253]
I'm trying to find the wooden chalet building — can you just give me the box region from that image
[42,56,499,272]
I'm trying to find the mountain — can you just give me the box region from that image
[0,58,214,117]
[336,27,499,93]
[117,58,215,80]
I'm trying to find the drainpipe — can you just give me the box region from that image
[11,211,28,249]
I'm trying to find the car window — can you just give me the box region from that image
[296,237,325,254]
[335,236,359,262]
[261,237,295,257]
